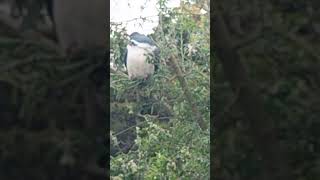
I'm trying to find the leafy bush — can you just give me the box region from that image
[110,0,210,179]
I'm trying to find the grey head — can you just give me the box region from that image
[129,32,157,46]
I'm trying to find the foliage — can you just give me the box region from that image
[110,0,210,179]
[214,1,320,179]
[111,118,209,179]
[0,1,106,179]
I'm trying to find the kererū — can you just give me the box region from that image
[124,32,160,80]
[52,0,106,55]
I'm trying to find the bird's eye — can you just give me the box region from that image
[130,41,137,46]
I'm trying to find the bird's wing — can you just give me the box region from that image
[153,47,160,72]
[123,47,128,68]
[141,38,157,46]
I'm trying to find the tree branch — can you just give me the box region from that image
[167,55,207,130]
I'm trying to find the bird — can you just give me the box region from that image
[124,32,160,80]
[52,0,106,55]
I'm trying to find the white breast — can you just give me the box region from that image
[126,45,155,80]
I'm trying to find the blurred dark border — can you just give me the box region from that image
[0,0,110,179]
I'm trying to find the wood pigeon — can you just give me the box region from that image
[124,32,160,80]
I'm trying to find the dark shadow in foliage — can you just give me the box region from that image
[212,0,320,180]
[0,0,109,179]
